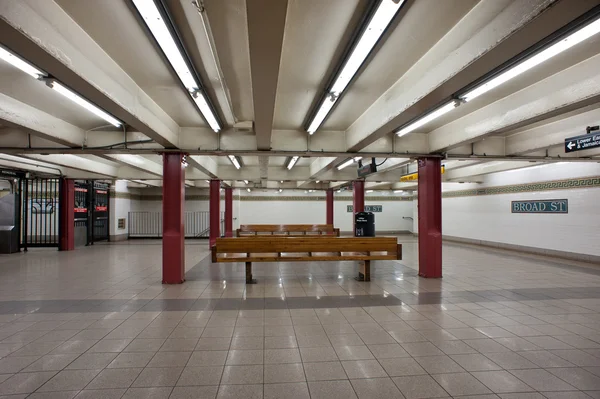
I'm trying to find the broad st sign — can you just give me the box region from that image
[564,133,600,153]
[511,199,568,214]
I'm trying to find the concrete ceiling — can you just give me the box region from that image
[1,0,599,190]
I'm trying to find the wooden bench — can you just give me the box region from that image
[211,236,401,283]
[236,224,340,237]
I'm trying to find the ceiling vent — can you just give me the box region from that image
[234,121,254,132]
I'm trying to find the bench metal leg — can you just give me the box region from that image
[246,262,257,284]
[355,260,371,282]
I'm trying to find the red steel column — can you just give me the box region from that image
[352,180,365,233]
[162,153,185,284]
[209,180,221,247]
[59,178,74,251]
[417,157,442,278]
[224,187,233,237]
[326,189,334,226]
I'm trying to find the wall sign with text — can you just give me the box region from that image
[347,205,382,212]
[511,199,568,214]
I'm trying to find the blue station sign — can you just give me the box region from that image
[511,199,568,214]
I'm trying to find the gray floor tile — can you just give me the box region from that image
[187,351,227,367]
[148,351,191,368]
[391,375,449,399]
[221,365,263,384]
[414,355,465,374]
[216,384,262,399]
[264,382,309,399]
[124,339,165,352]
[66,353,118,370]
[507,369,576,391]
[28,391,79,399]
[367,343,409,359]
[225,350,263,365]
[350,377,405,399]
[170,386,218,399]
[342,360,387,379]
[472,371,534,393]
[547,367,600,390]
[121,387,172,399]
[39,369,101,392]
[299,347,338,362]
[264,336,298,349]
[433,372,492,396]
[86,368,142,389]
[264,363,305,383]
[303,361,347,381]
[450,354,503,371]
[264,348,301,364]
[195,338,231,351]
[308,380,358,399]
[0,371,57,395]
[379,357,427,376]
[107,352,154,368]
[74,388,127,399]
[176,366,223,386]
[132,367,183,387]
[230,336,263,350]
[335,345,374,360]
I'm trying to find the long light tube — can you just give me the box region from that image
[228,155,241,170]
[307,0,404,134]
[337,156,362,170]
[132,0,221,132]
[192,91,221,132]
[287,156,299,170]
[395,101,457,137]
[132,0,197,90]
[0,46,46,79]
[461,17,600,102]
[50,82,122,127]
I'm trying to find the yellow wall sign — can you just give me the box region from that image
[400,166,445,182]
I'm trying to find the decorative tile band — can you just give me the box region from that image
[443,175,600,198]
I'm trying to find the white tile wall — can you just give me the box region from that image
[436,163,600,257]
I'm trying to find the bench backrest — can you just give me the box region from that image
[214,236,399,254]
[236,224,339,236]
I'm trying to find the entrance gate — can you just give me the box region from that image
[90,181,109,243]
[20,178,61,250]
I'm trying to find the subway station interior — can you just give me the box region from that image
[1,0,600,398]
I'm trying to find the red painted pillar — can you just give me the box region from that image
[224,187,233,237]
[326,189,334,226]
[209,180,221,247]
[352,180,365,233]
[418,157,442,278]
[162,153,185,284]
[59,178,74,251]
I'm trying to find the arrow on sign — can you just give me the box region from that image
[567,142,575,150]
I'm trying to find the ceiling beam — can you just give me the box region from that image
[0,0,178,147]
[0,94,84,147]
[246,0,288,150]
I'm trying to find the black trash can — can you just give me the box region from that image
[355,212,375,237]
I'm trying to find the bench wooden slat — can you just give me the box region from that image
[236,224,340,237]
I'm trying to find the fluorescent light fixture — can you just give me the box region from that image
[316,180,320,183]
[246,188,251,193]
[132,0,197,91]
[278,189,283,193]
[287,156,299,170]
[394,190,404,194]
[366,190,374,193]
[132,0,221,132]
[192,91,220,132]
[244,180,249,184]
[461,17,600,102]
[306,0,404,134]
[336,156,362,170]
[228,155,241,169]
[396,101,457,137]
[49,81,122,127]
[0,46,46,78]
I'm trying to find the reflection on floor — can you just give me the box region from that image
[0,236,598,398]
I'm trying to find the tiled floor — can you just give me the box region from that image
[0,236,598,398]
